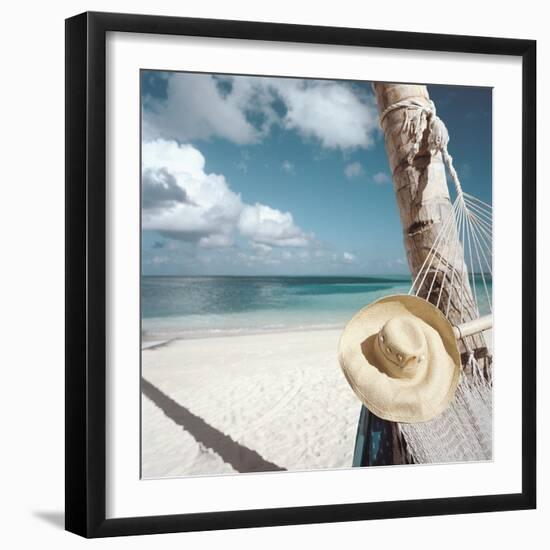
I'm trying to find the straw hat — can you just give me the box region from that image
[338,294,461,423]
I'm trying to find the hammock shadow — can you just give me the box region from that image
[141,377,286,474]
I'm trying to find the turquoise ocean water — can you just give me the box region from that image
[141,275,491,343]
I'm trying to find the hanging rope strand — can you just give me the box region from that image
[412,199,461,298]
[426,207,457,301]
[444,204,465,315]
[463,192,493,210]
[464,198,492,224]
[408,198,461,296]
[468,212,493,314]
[467,209,493,240]
[415,213,458,299]
[463,195,492,218]
[464,209,480,311]
[469,216,493,276]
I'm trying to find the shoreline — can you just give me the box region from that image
[141,322,346,349]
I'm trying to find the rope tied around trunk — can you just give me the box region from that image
[380,98,464,198]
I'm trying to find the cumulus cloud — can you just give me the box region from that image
[255,247,359,270]
[344,162,364,179]
[142,167,194,210]
[198,234,234,248]
[372,171,391,185]
[230,245,359,271]
[238,203,311,247]
[142,139,312,249]
[142,140,243,243]
[143,74,379,151]
[143,74,260,145]
[273,79,379,150]
[251,242,273,254]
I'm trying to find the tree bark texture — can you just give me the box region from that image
[372,83,491,371]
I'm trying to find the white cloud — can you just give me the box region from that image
[282,250,293,260]
[151,255,168,265]
[372,171,391,185]
[238,203,311,248]
[144,74,380,151]
[281,160,295,174]
[344,162,364,179]
[142,139,312,250]
[237,251,281,266]
[251,242,273,254]
[261,246,355,264]
[142,167,194,210]
[198,234,234,248]
[142,140,243,242]
[143,74,260,145]
[273,79,379,150]
[343,252,357,263]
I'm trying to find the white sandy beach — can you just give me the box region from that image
[141,328,361,478]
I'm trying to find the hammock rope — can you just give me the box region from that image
[379,96,493,463]
[382,98,494,326]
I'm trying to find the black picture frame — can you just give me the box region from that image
[65,11,536,538]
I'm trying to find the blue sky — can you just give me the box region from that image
[141,71,492,276]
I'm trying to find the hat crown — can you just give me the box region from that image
[378,316,427,376]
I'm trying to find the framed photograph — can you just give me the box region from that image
[65,11,536,537]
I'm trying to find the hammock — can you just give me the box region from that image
[399,191,493,463]
[356,95,493,465]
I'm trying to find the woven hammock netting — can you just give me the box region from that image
[380,98,493,464]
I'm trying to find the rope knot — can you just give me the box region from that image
[378,97,463,198]
[427,115,449,155]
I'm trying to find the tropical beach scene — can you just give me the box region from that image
[141,71,492,478]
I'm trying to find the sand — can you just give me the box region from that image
[141,326,494,478]
[141,328,361,479]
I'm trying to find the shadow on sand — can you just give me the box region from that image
[141,378,285,474]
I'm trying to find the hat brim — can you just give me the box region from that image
[338,294,461,423]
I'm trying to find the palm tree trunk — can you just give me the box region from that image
[354,83,492,465]
[372,82,490,370]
